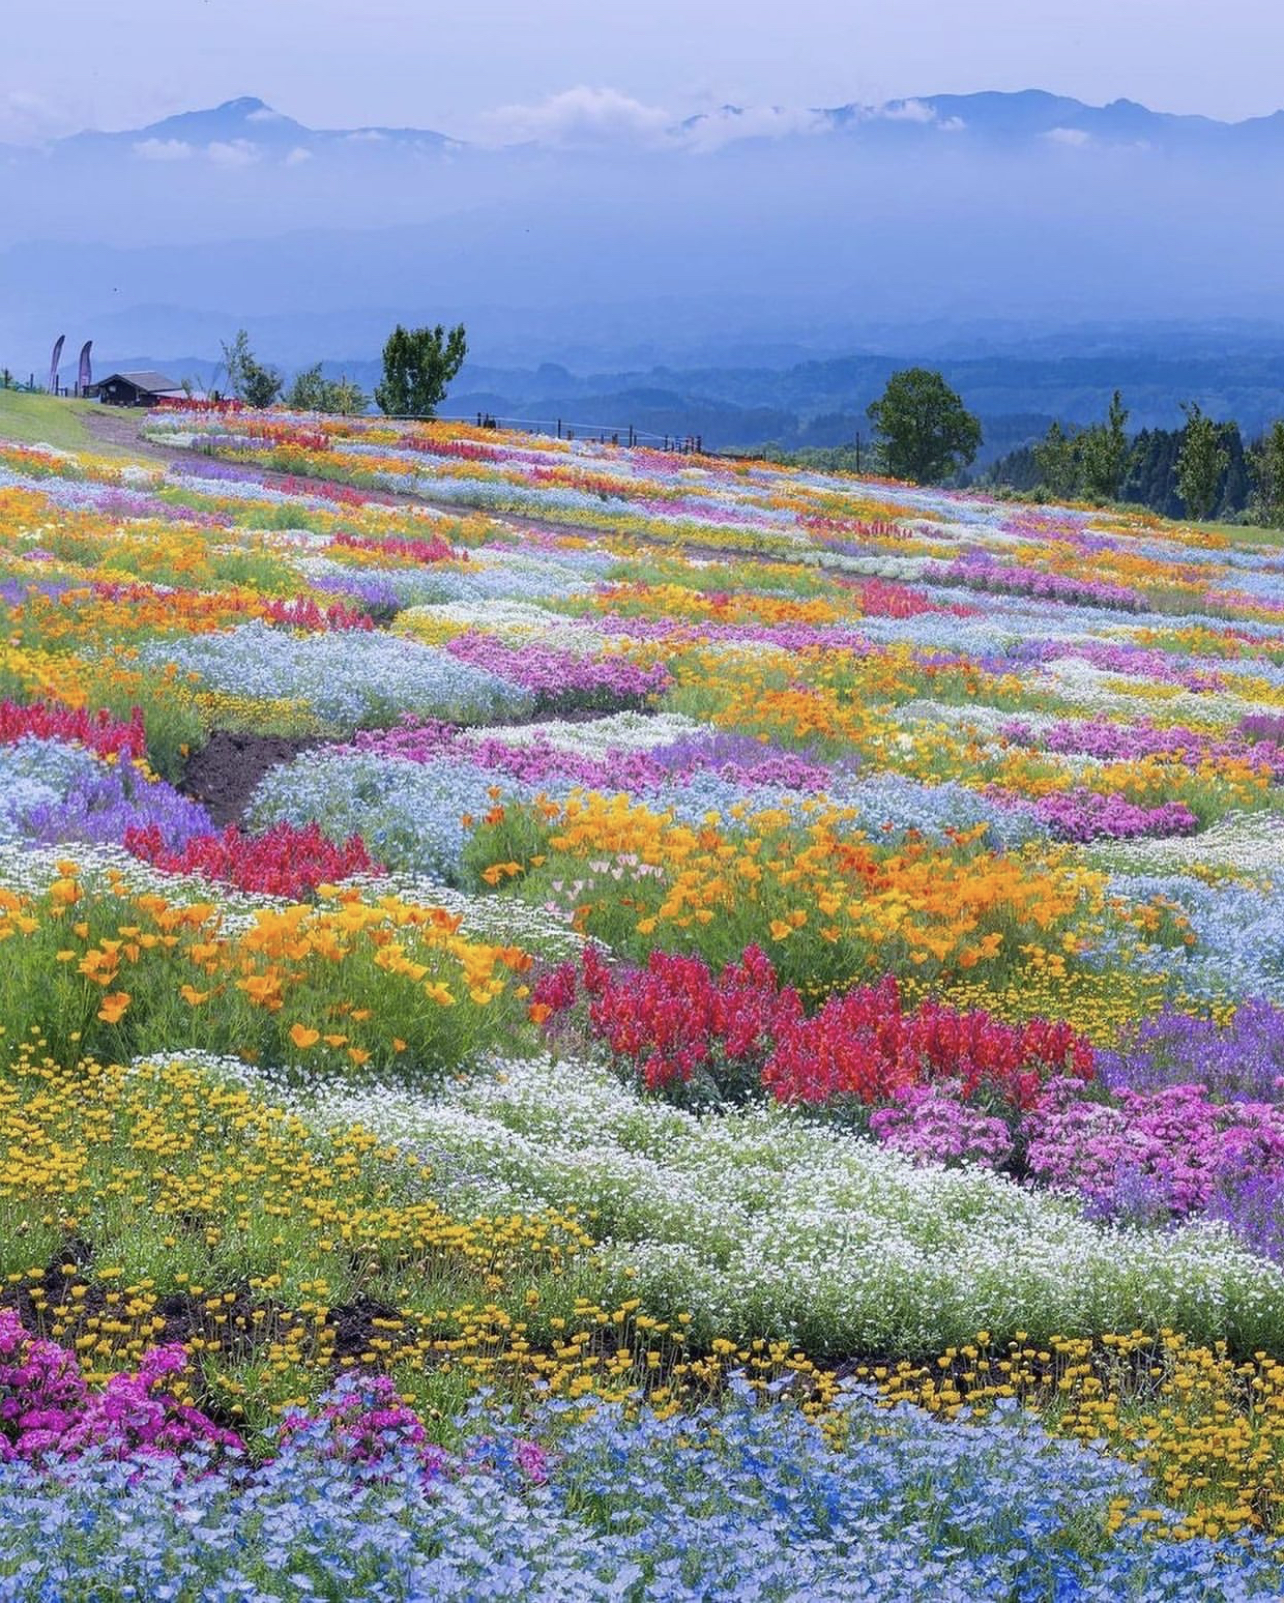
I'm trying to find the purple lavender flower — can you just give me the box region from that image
[24,769,213,850]
[1033,788,1199,842]
[648,731,847,792]
[1206,1173,1284,1263]
[444,630,670,710]
[1099,1002,1284,1103]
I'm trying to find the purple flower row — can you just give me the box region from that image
[1031,787,1199,842]
[1003,716,1282,777]
[443,629,670,707]
[937,557,1146,612]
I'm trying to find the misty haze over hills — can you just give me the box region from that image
[3,89,1284,450]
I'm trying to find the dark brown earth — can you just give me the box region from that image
[79,405,190,465]
[1,1240,407,1426]
[181,730,319,827]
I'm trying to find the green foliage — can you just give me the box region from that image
[866,368,981,484]
[1076,390,1130,501]
[1249,420,1284,529]
[375,323,468,418]
[219,328,282,410]
[241,361,283,410]
[1176,402,1232,521]
[284,363,367,415]
[996,407,1253,523]
[1032,421,1081,500]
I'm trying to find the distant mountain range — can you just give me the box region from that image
[10,88,1284,166]
[2,89,1283,436]
[53,95,455,158]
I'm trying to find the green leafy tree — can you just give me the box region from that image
[865,368,981,484]
[241,358,283,410]
[327,375,368,415]
[219,328,281,408]
[375,323,467,418]
[1032,420,1081,499]
[1077,390,1130,501]
[1176,402,1231,521]
[285,364,368,414]
[1248,420,1284,529]
[284,363,328,411]
[218,329,251,398]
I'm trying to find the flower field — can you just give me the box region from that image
[4,409,1284,1594]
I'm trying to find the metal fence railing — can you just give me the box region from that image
[437,411,708,454]
[1,378,744,458]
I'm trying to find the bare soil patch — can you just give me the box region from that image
[181,730,319,827]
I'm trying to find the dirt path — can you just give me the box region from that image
[79,406,189,465]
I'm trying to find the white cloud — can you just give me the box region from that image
[475,86,834,153]
[206,138,260,167]
[854,99,965,132]
[133,137,193,162]
[0,89,73,144]
[246,106,285,123]
[477,86,672,150]
[880,98,939,124]
[284,145,312,166]
[1045,126,1093,146]
[345,128,387,143]
[680,103,828,153]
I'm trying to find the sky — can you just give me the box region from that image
[3,0,1283,144]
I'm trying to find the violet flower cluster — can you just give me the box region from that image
[444,628,671,711]
[0,1310,240,1464]
[1033,787,1199,843]
[868,1082,1015,1168]
[939,556,1145,612]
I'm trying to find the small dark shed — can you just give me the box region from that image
[87,370,185,407]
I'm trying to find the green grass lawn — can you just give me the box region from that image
[0,389,131,455]
[1191,516,1284,548]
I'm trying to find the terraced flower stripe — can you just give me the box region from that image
[4,408,1284,1594]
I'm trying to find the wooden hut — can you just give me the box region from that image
[86,370,185,407]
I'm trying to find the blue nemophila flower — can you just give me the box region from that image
[139,622,534,733]
[1,1381,1281,1600]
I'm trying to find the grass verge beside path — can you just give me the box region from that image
[0,391,135,456]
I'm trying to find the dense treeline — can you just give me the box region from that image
[985,396,1284,527]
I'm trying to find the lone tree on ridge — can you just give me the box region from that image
[866,368,982,484]
[375,323,468,418]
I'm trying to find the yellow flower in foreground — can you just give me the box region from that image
[289,1024,320,1049]
[179,985,210,1006]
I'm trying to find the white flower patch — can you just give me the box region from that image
[456,710,710,757]
[1088,811,1284,879]
[1040,655,1284,726]
[209,1050,1284,1354]
[0,842,275,929]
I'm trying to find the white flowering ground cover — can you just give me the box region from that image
[203,1050,1284,1356]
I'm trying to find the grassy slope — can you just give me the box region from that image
[1196,516,1284,548]
[0,390,131,456]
